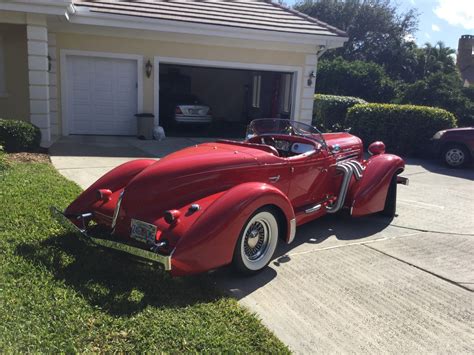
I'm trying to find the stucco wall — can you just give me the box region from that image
[0,23,29,121]
[55,31,311,133]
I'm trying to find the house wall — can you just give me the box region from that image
[54,31,313,133]
[0,23,30,121]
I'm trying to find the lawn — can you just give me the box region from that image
[0,161,289,353]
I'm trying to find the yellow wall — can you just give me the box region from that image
[0,23,29,121]
[55,31,307,131]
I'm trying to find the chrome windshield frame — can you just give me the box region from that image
[246,118,327,148]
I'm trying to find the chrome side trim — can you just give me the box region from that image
[305,204,322,214]
[288,218,297,244]
[50,206,172,271]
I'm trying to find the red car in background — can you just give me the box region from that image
[432,127,474,168]
[52,119,409,276]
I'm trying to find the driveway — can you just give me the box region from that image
[49,135,214,188]
[50,137,474,353]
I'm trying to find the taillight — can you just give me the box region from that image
[164,210,181,224]
[175,107,183,114]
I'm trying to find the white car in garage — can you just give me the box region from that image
[173,95,212,125]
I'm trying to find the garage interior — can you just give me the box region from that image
[159,64,294,138]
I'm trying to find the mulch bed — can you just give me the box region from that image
[6,152,50,164]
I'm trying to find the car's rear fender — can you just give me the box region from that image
[171,182,295,276]
[349,154,405,217]
[64,159,156,218]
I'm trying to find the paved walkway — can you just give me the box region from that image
[50,136,474,353]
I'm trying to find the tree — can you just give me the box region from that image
[413,42,456,80]
[399,72,474,127]
[295,0,419,80]
[315,57,396,102]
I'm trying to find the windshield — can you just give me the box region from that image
[246,119,325,145]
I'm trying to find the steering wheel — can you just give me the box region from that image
[262,136,277,147]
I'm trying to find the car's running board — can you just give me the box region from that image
[305,204,322,214]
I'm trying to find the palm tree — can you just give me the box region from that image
[420,41,456,76]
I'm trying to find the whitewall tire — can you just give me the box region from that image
[233,207,279,274]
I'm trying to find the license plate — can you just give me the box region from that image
[130,219,157,244]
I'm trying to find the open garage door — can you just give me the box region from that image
[158,64,294,138]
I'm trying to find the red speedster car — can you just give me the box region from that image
[52,119,408,276]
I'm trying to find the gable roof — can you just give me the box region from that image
[72,0,346,38]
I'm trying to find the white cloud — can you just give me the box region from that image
[434,0,474,30]
[425,32,431,39]
[410,0,416,5]
[431,24,441,32]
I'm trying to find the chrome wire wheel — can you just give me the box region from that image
[445,147,465,167]
[236,209,279,273]
[243,220,269,261]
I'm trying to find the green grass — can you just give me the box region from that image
[0,162,289,353]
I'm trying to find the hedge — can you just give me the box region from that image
[0,119,41,152]
[0,145,7,171]
[312,94,367,132]
[346,104,457,156]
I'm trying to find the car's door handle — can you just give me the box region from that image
[269,175,280,183]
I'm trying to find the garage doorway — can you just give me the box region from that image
[157,63,295,138]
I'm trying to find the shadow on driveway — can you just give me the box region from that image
[213,212,394,299]
[404,157,474,180]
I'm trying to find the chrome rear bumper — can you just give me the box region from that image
[50,207,171,271]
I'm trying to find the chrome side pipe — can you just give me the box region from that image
[326,160,365,214]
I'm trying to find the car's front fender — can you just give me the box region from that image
[170,182,295,276]
[350,154,405,217]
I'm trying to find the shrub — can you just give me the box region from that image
[315,57,397,103]
[346,103,457,156]
[0,119,41,152]
[0,145,8,171]
[312,94,367,132]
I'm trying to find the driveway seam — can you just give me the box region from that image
[363,243,473,292]
[284,232,423,257]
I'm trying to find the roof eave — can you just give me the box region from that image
[0,0,72,16]
[69,7,347,48]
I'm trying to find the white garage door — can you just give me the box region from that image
[67,56,138,135]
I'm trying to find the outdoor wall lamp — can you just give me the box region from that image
[145,59,153,78]
[307,70,316,86]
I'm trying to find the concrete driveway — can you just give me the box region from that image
[49,135,214,188]
[50,136,474,353]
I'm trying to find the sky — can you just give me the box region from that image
[285,0,474,51]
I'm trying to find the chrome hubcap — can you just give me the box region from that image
[244,220,269,261]
[446,148,464,166]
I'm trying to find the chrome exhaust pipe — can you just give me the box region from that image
[326,160,365,214]
[326,163,352,214]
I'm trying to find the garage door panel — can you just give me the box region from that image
[67,55,138,135]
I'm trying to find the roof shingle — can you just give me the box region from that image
[73,0,346,37]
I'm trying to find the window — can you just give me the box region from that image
[0,36,6,96]
[252,74,261,108]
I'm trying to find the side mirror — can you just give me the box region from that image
[368,141,385,155]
